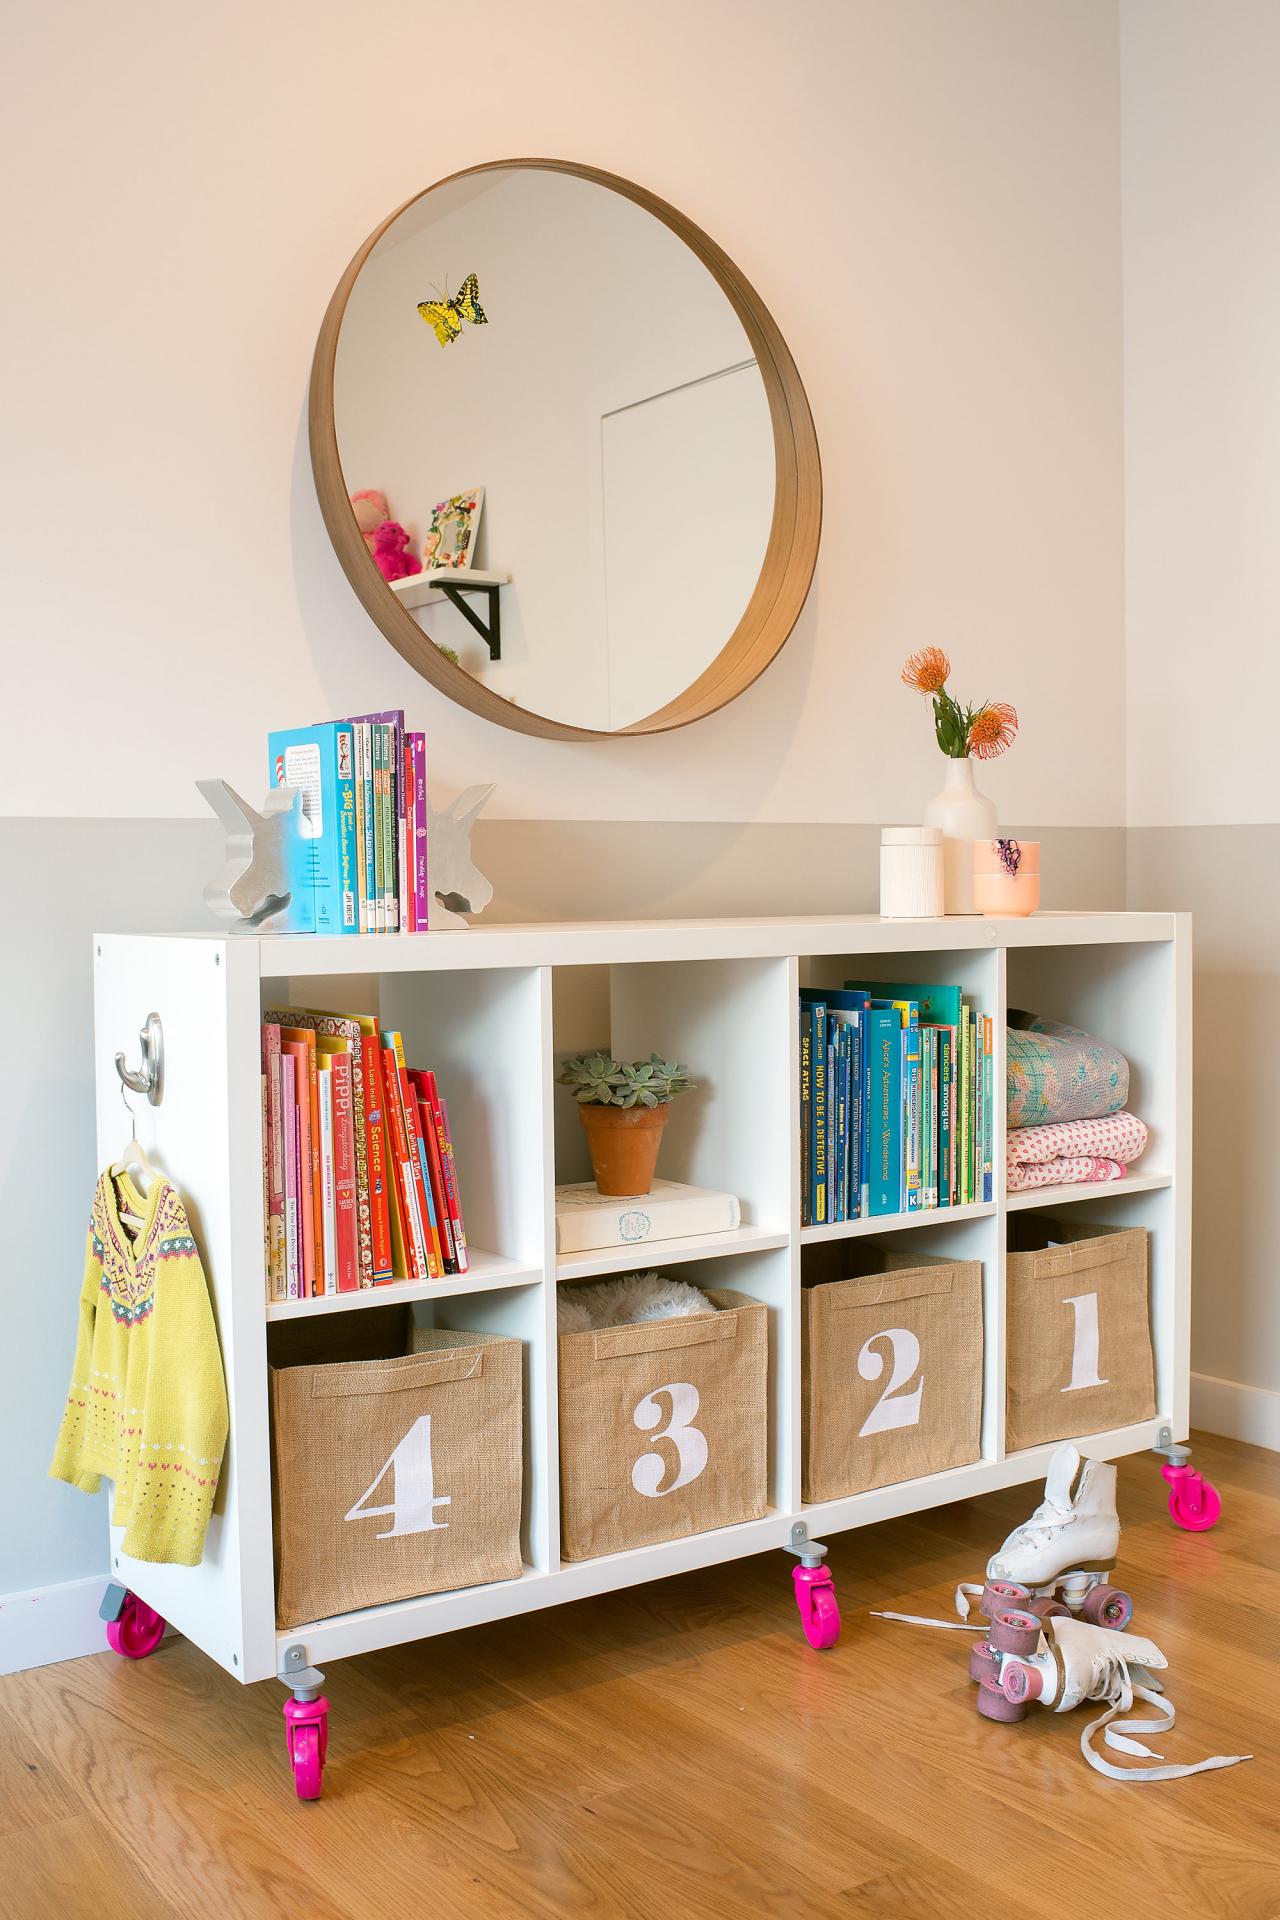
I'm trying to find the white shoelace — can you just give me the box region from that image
[1081,1659,1252,1783]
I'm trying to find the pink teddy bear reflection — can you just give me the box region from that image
[371,521,422,582]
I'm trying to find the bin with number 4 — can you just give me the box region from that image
[801,1249,984,1502]
[270,1323,524,1629]
[557,1288,768,1561]
[1005,1218,1154,1452]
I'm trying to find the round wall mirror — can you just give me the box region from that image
[310,160,821,739]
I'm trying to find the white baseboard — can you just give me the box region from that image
[1191,1372,1280,1451]
[0,1574,108,1677]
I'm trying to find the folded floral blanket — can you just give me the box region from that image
[1007,1015,1129,1129]
[1006,1112,1148,1191]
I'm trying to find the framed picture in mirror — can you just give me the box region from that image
[424,488,484,570]
[309,158,821,739]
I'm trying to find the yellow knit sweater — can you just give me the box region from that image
[49,1171,228,1567]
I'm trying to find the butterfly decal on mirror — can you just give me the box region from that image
[416,273,488,348]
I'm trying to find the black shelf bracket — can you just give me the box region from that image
[435,578,502,660]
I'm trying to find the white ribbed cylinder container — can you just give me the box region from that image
[879,826,944,918]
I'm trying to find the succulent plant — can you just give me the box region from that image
[558,1051,695,1108]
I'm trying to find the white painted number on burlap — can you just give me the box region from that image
[344,1414,452,1538]
[1061,1292,1108,1393]
[631,1382,708,1497]
[856,1328,925,1437]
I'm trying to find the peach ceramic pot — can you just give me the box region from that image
[972,840,1040,917]
[578,1102,670,1195]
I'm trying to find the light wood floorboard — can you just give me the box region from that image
[1,1434,1275,1920]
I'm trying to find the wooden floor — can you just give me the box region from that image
[2,1434,1276,1919]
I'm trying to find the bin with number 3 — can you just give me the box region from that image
[271,1326,524,1629]
[802,1252,984,1502]
[558,1288,768,1561]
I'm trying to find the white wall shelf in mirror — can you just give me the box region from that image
[310,158,821,740]
[391,568,511,612]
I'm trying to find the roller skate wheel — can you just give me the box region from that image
[105,1593,165,1660]
[988,1609,1042,1658]
[980,1580,1030,1621]
[976,1675,1026,1723]
[1081,1582,1134,1630]
[1001,1660,1043,1705]
[1029,1595,1071,1622]
[969,1642,1000,1685]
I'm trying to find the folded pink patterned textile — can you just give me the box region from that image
[1006,1111,1148,1191]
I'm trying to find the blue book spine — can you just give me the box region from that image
[938,1027,953,1208]
[850,1010,863,1219]
[835,1023,850,1223]
[799,1005,812,1227]
[810,1002,828,1226]
[267,723,359,936]
[866,1007,902,1215]
[904,1020,921,1211]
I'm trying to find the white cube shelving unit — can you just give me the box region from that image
[93,912,1190,1690]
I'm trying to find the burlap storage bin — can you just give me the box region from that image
[1005,1218,1155,1452]
[558,1287,768,1561]
[270,1319,523,1628]
[802,1249,983,1501]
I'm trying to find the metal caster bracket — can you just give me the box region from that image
[279,1642,326,1702]
[1151,1425,1191,1467]
[99,1582,129,1624]
[784,1520,831,1571]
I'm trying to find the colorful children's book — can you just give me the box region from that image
[266,723,357,936]
[321,1048,359,1291]
[265,1007,373,1286]
[281,1051,299,1299]
[317,1067,337,1296]
[261,1024,285,1301]
[427,1077,468,1271]
[865,1005,902,1215]
[408,732,429,931]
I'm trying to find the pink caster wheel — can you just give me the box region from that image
[102,1588,165,1660]
[284,1693,330,1801]
[1163,1464,1222,1532]
[1081,1582,1134,1629]
[793,1564,841,1649]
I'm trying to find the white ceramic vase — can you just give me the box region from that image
[923,757,996,915]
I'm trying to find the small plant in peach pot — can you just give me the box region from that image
[900,647,1020,913]
[558,1053,696,1197]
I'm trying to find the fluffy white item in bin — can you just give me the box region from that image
[557,1272,715,1333]
[554,1179,741,1253]
[880,825,944,919]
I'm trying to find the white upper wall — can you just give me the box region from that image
[1122,0,1280,827]
[2,0,1124,826]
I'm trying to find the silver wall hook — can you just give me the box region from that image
[115,1012,164,1107]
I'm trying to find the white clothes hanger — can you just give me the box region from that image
[110,1080,161,1228]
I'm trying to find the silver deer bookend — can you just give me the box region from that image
[427,784,496,929]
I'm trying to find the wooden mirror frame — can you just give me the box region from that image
[309,158,822,741]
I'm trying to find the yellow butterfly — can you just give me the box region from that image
[416,273,488,348]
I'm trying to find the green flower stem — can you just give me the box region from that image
[932,689,970,758]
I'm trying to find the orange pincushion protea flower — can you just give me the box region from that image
[967,702,1019,760]
[900,647,951,695]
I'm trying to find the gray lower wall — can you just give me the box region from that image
[0,816,1123,1604]
[1127,827,1280,1402]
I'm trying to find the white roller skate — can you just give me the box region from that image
[975,1610,1251,1782]
[978,1442,1133,1630]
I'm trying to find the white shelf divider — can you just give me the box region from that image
[1005,1169,1173,1212]
[265,1253,542,1321]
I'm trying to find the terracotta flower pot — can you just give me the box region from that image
[578,1102,670,1196]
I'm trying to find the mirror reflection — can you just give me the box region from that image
[333,167,775,732]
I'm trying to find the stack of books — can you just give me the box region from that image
[267,710,428,935]
[800,980,994,1227]
[261,1005,469,1301]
